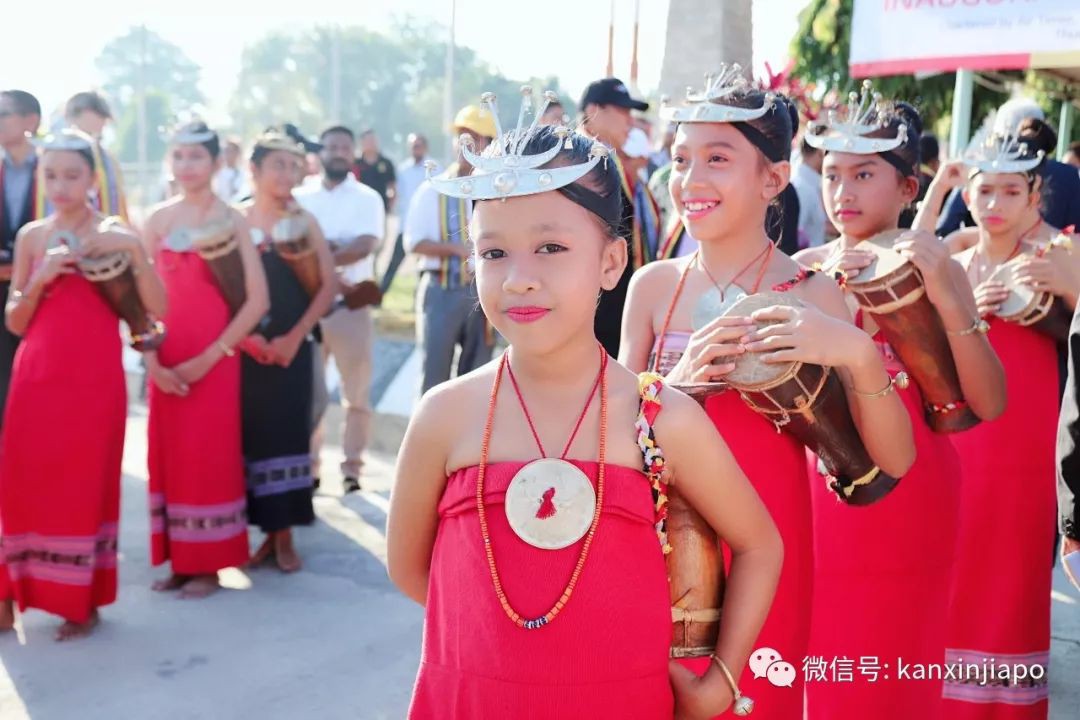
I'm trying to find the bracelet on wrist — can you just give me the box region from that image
[848,371,909,399]
[216,340,236,358]
[946,317,990,337]
[710,655,754,716]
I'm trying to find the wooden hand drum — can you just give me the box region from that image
[991,252,1071,342]
[271,213,322,298]
[847,230,978,433]
[722,292,899,505]
[190,218,247,317]
[50,228,165,352]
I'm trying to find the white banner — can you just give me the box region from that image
[850,0,1080,77]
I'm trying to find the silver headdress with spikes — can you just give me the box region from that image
[36,128,94,152]
[427,87,609,201]
[963,124,1044,175]
[659,64,775,124]
[805,80,907,154]
[161,114,216,146]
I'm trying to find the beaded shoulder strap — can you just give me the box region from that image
[636,372,671,554]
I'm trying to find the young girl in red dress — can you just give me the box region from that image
[0,130,167,640]
[142,122,269,598]
[793,91,1005,719]
[922,131,1079,718]
[388,93,784,720]
[620,69,916,720]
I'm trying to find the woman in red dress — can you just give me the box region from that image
[0,130,167,640]
[388,97,784,719]
[619,71,915,720]
[926,132,1078,718]
[793,95,1005,719]
[141,121,269,598]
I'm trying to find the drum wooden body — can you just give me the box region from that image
[271,214,322,298]
[341,279,383,310]
[190,219,247,317]
[723,292,899,505]
[667,487,723,657]
[57,238,165,352]
[992,254,1071,342]
[848,231,978,433]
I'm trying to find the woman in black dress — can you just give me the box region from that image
[239,131,335,572]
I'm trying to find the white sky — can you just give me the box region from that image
[5,0,806,123]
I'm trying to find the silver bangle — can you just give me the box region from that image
[710,655,754,716]
[947,318,990,337]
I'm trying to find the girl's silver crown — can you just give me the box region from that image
[36,128,94,152]
[964,126,1044,175]
[660,63,776,124]
[805,80,908,154]
[428,87,609,201]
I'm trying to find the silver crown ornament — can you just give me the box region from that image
[427,87,609,201]
[804,80,908,154]
[659,63,776,124]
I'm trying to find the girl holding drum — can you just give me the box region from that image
[388,91,782,720]
[142,122,269,598]
[920,131,1078,718]
[621,68,915,720]
[794,90,1005,719]
[0,130,166,639]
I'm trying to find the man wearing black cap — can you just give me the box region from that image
[579,77,659,357]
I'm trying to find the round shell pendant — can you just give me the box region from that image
[46,230,81,253]
[165,228,194,252]
[691,286,748,331]
[504,458,596,550]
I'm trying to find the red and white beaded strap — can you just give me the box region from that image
[636,372,671,554]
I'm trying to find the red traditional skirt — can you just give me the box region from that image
[147,249,248,574]
[945,319,1056,718]
[0,274,126,623]
[808,333,960,719]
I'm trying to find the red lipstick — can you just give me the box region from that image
[506,306,550,323]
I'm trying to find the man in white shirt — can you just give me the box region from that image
[294,125,384,493]
[789,137,828,249]
[404,105,496,395]
[380,133,438,295]
[213,137,249,203]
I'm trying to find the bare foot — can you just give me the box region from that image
[178,574,219,600]
[55,611,99,642]
[151,574,191,592]
[274,530,302,573]
[0,599,14,631]
[248,535,274,568]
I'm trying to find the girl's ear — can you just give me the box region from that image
[762,160,791,202]
[899,174,919,204]
[600,236,627,291]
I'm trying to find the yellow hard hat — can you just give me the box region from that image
[452,104,498,139]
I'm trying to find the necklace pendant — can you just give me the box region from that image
[692,286,748,330]
[165,228,195,253]
[46,230,81,253]
[504,458,596,550]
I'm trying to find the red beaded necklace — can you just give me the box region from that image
[476,345,608,629]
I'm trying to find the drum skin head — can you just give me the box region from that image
[721,291,803,387]
[272,214,309,243]
[849,229,910,285]
[990,259,1036,318]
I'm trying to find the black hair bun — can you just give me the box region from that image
[891,102,923,139]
